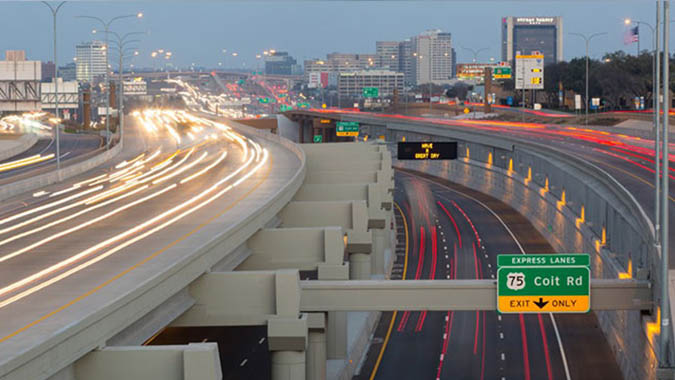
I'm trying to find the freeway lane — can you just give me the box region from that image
[356,169,622,380]
[0,110,301,379]
[0,113,103,181]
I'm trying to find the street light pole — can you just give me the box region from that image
[660,0,671,368]
[570,32,607,125]
[77,13,142,150]
[462,46,489,63]
[43,1,66,171]
[109,31,143,149]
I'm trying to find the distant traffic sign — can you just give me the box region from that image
[515,52,544,90]
[279,105,294,112]
[298,102,310,108]
[336,121,359,137]
[363,87,379,98]
[313,135,322,143]
[397,142,458,160]
[497,253,590,314]
[493,67,512,79]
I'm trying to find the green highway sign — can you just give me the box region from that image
[497,254,589,268]
[336,121,359,137]
[237,79,245,85]
[313,135,322,143]
[493,67,512,79]
[298,102,310,108]
[258,97,270,104]
[279,105,294,112]
[363,87,379,98]
[497,265,590,313]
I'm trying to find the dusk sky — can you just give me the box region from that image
[0,1,655,69]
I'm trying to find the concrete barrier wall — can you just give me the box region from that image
[0,133,38,162]
[387,129,658,380]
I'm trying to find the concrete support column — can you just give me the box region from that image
[349,253,371,280]
[306,313,327,380]
[326,311,347,359]
[272,351,306,380]
[371,228,387,276]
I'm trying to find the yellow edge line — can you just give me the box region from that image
[369,201,409,380]
[0,157,273,344]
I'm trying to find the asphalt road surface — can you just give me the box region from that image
[356,169,622,380]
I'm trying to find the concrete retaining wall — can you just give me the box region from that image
[0,133,38,162]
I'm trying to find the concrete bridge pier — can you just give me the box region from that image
[306,314,327,380]
[271,351,306,380]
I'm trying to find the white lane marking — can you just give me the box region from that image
[259,337,265,344]
[498,315,502,321]
[240,359,248,367]
[405,172,573,380]
[501,353,506,361]
[500,332,504,339]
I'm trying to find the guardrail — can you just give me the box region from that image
[0,118,306,380]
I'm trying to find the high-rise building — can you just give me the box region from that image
[410,30,454,85]
[75,41,107,83]
[59,62,77,81]
[41,61,55,82]
[501,16,563,66]
[398,39,414,85]
[376,41,400,71]
[264,51,297,75]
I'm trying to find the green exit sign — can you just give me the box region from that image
[279,105,294,112]
[363,87,379,98]
[298,102,310,108]
[493,67,512,79]
[336,121,359,137]
[497,253,590,314]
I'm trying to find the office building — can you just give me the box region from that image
[75,41,107,82]
[398,39,414,84]
[410,30,455,85]
[304,53,377,82]
[376,41,400,71]
[59,62,77,81]
[264,51,297,75]
[41,61,55,82]
[501,16,563,65]
[337,70,404,98]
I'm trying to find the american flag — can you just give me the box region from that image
[624,26,639,45]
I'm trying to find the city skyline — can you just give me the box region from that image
[0,1,656,69]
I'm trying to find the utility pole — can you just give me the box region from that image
[43,1,66,171]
